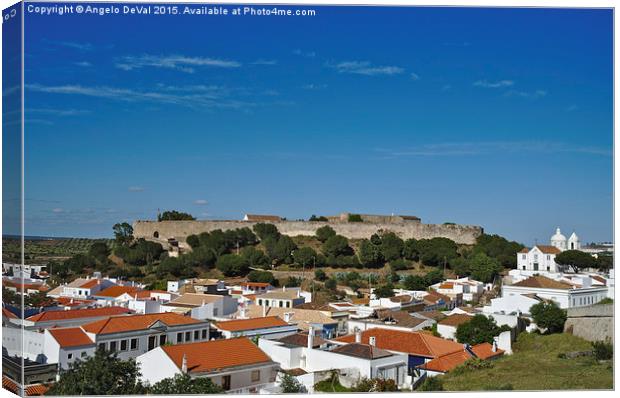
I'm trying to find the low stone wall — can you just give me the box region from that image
[133,220,483,245]
[564,304,613,342]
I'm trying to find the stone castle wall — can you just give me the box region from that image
[564,304,613,342]
[133,220,483,246]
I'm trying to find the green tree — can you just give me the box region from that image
[473,234,525,269]
[348,214,363,222]
[403,238,419,261]
[380,232,405,262]
[315,225,336,242]
[293,246,317,267]
[309,215,328,222]
[351,378,398,392]
[424,269,444,286]
[240,246,270,268]
[596,254,613,272]
[554,250,596,273]
[158,210,195,221]
[216,254,250,276]
[272,236,298,264]
[315,269,327,281]
[455,314,510,345]
[403,275,427,291]
[113,222,134,246]
[88,242,110,264]
[468,252,502,283]
[373,284,394,298]
[325,278,337,291]
[253,223,280,240]
[530,301,567,333]
[186,234,200,249]
[358,239,384,267]
[247,270,278,286]
[322,235,353,257]
[149,373,224,394]
[279,373,306,393]
[417,237,458,267]
[47,349,145,395]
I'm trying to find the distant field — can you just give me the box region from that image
[440,333,613,391]
[2,237,113,262]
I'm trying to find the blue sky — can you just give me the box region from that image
[9,4,613,244]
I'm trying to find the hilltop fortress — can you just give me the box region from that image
[133,212,484,248]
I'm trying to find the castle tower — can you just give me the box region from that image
[568,231,581,251]
[550,227,567,251]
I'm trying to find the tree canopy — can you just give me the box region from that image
[473,234,524,269]
[216,254,250,276]
[555,250,597,273]
[253,223,280,240]
[315,225,336,242]
[47,349,145,395]
[322,235,353,257]
[157,210,196,221]
[530,301,567,333]
[113,222,134,246]
[149,373,224,394]
[455,314,510,345]
[468,252,502,283]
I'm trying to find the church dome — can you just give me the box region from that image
[550,227,567,250]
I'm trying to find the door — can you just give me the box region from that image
[148,336,157,350]
[222,375,231,390]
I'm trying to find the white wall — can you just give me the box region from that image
[136,347,181,385]
[436,324,457,340]
[3,327,45,361]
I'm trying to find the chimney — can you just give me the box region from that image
[262,304,267,317]
[355,329,362,343]
[284,312,292,323]
[297,289,300,298]
[283,286,286,292]
[307,326,315,349]
[181,353,187,373]
[368,336,376,347]
[492,340,498,353]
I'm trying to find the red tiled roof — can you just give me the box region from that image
[95,286,140,298]
[2,376,18,393]
[438,283,454,289]
[519,247,530,253]
[331,343,393,359]
[3,280,50,292]
[26,384,51,396]
[2,307,17,319]
[471,342,505,360]
[26,307,131,322]
[419,349,471,373]
[215,316,289,332]
[534,245,561,254]
[80,279,100,289]
[240,282,271,288]
[82,313,203,335]
[162,337,273,373]
[48,327,94,348]
[334,329,464,358]
[512,276,575,290]
[424,291,451,304]
[438,313,473,327]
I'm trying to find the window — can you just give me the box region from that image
[130,338,138,350]
[258,299,262,306]
[213,308,219,316]
[286,302,291,308]
[202,329,208,339]
[67,353,73,360]
[110,341,117,352]
[120,340,128,351]
[98,343,106,351]
[522,254,526,259]
[251,370,260,382]
[194,330,200,340]
[547,255,550,260]
[185,331,191,342]
[81,351,87,358]
[177,332,183,343]
[159,335,167,345]
[279,301,283,308]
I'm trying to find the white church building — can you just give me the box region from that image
[516,227,580,273]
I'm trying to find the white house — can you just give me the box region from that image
[213,316,299,339]
[43,327,97,370]
[160,293,238,319]
[20,307,133,330]
[255,287,310,309]
[436,313,474,340]
[430,277,485,303]
[137,337,279,393]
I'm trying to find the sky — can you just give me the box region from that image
[4,4,613,245]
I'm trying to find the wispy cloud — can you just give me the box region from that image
[474,79,514,88]
[410,72,420,81]
[194,199,208,205]
[441,84,452,91]
[27,108,91,116]
[128,186,145,192]
[504,89,547,99]
[45,40,93,51]
[75,61,92,67]
[374,141,611,159]
[293,49,316,58]
[251,59,277,65]
[443,41,472,47]
[115,54,241,73]
[327,60,404,76]
[25,83,258,110]
[566,104,578,112]
[302,83,327,90]
[52,208,64,213]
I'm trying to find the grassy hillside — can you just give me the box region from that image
[440,333,613,391]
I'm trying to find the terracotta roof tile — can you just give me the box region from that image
[26,384,51,396]
[162,337,273,373]
[215,316,289,332]
[512,276,575,290]
[2,307,17,319]
[334,328,463,358]
[240,282,272,288]
[471,342,504,360]
[438,283,454,289]
[331,343,394,359]
[438,313,473,327]
[534,245,561,254]
[80,279,100,289]
[94,286,140,298]
[82,313,203,334]
[48,327,94,348]
[519,247,530,253]
[26,307,131,322]
[276,333,326,348]
[419,349,471,373]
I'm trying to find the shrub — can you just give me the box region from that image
[315,225,336,242]
[417,376,444,391]
[314,269,327,281]
[348,214,363,222]
[530,301,567,334]
[592,340,613,360]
